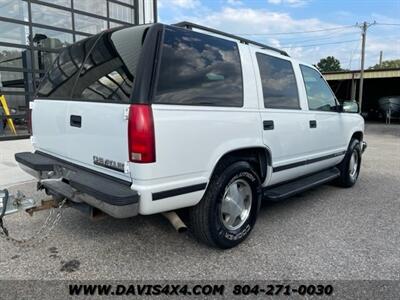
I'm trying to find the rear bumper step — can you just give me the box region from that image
[15,152,139,218]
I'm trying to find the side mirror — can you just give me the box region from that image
[340,101,359,113]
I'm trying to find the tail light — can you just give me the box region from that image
[128,104,155,163]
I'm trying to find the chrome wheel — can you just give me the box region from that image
[220,179,252,231]
[348,150,359,180]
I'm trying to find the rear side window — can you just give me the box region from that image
[153,26,243,107]
[256,53,300,109]
[37,25,150,103]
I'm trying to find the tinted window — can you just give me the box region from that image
[37,36,96,98]
[256,53,299,109]
[300,65,337,111]
[154,26,243,107]
[37,25,150,103]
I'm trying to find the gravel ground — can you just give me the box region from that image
[0,123,399,280]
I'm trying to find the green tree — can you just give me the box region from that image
[316,56,342,72]
[368,59,400,70]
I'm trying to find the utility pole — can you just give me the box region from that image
[379,51,383,67]
[357,21,376,114]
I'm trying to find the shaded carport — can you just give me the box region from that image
[323,68,400,120]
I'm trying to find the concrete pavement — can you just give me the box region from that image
[0,123,399,280]
[0,139,33,188]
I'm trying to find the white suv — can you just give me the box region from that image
[15,22,366,249]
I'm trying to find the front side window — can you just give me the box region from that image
[153,26,243,107]
[256,53,300,109]
[300,65,337,112]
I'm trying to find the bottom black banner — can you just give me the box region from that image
[0,280,398,299]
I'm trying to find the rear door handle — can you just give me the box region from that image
[70,115,82,128]
[263,120,274,130]
[309,120,317,128]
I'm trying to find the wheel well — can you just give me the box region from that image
[212,147,271,183]
[352,131,363,142]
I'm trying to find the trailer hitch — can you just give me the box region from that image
[0,188,66,247]
[0,189,38,237]
[0,189,37,217]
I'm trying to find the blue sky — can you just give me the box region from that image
[158,0,400,68]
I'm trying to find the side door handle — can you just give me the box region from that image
[263,120,274,130]
[70,115,82,128]
[309,120,317,128]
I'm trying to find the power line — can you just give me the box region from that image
[281,39,359,48]
[376,23,400,26]
[276,26,357,42]
[279,31,359,46]
[233,25,356,36]
[347,37,361,70]
[232,22,398,37]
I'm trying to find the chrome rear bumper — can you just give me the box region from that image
[14,151,139,218]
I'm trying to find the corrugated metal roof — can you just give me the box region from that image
[323,68,400,80]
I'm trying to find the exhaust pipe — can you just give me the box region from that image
[162,211,187,233]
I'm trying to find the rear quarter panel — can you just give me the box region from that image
[132,105,263,214]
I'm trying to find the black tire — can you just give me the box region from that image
[336,138,362,187]
[189,160,261,249]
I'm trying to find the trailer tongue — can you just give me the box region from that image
[0,188,66,246]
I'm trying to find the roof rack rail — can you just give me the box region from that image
[172,21,289,57]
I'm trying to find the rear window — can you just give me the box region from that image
[36,25,150,103]
[153,26,243,107]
